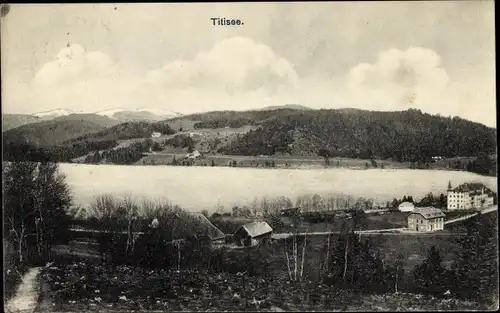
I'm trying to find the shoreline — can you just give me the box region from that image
[59,160,497,177]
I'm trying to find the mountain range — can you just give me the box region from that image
[2,108,183,131]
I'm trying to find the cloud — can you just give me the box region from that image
[344,47,450,110]
[33,44,116,87]
[21,38,300,113]
[4,41,495,127]
[145,37,299,94]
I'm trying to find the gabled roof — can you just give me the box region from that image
[409,207,445,219]
[186,212,225,240]
[237,221,273,238]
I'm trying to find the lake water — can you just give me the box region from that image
[59,164,497,212]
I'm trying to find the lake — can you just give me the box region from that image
[59,164,497,212]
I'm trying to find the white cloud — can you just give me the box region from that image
[145,36,299,94]
[33,44,116,87]
[344,47,450,111]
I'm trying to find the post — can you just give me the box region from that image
[293,233,298,281]
[395,265,399,293]
[285,243,292,280]
[323,234,331,275]
[300,229,308,280]
[343,235,349,280]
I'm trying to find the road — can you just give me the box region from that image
[6,267,42,313]
[444,205,497,225]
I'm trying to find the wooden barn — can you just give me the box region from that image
[233,221,273,247]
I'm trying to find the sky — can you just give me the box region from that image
[1,2,496,127]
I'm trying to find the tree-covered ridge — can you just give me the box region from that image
[3,121,177,163]
[220,109,496,162]
[65,121,176,144]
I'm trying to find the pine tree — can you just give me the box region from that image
[412,246,448,295]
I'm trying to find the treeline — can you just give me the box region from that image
[389,193,447,209]
[465,153,497,176]
[2,139,118,163]
[66,121,176,144]
[219,122,295,156]
[83,139,162,165]
[163,134,195,150]
[213,109,496,163]
[3,121,176,163]
[76,194,227,268]
[194,117,255,129]
[318,211,498,307]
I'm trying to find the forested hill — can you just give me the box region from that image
[198,108,496,162]
[2,107,496,170]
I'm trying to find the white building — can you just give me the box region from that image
[186,150,201,159]
[447,183,495,210]
[407,207,445,232]
[151,132,161,138]
[398,201,415,212]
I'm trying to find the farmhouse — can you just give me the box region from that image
[398,201,415,212]
[407,207,445,232]
[447,182,495,210]
[233,221,273,247]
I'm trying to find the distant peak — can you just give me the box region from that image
[260,104,313,111]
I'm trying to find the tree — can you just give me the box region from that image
[418,192,435,207]
[394,252,405,293]
[3,162,72,264]
[412,246,448,295]
[318,148,332,165]
[370,158,378,168]
[201,209,209,218]
[211,160,216,167]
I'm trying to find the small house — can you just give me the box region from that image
[233,221,273,247]
[186,150,201,159]
[407,207,445,232]
[398,201,415,212]
[151,132,161,138]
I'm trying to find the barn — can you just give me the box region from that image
[233,221,273,247]
[407,207,445,232]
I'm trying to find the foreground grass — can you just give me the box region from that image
[37,261,483,312]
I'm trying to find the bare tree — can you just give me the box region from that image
[3,162,71,264]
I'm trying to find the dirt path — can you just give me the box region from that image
[5,267,42,313]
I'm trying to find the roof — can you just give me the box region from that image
[398,202,415,208]
[409,207,445,219]
[237,221,273,238]
[452,183,488,193]
[186,212,225,240]
[281,207,300,211]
